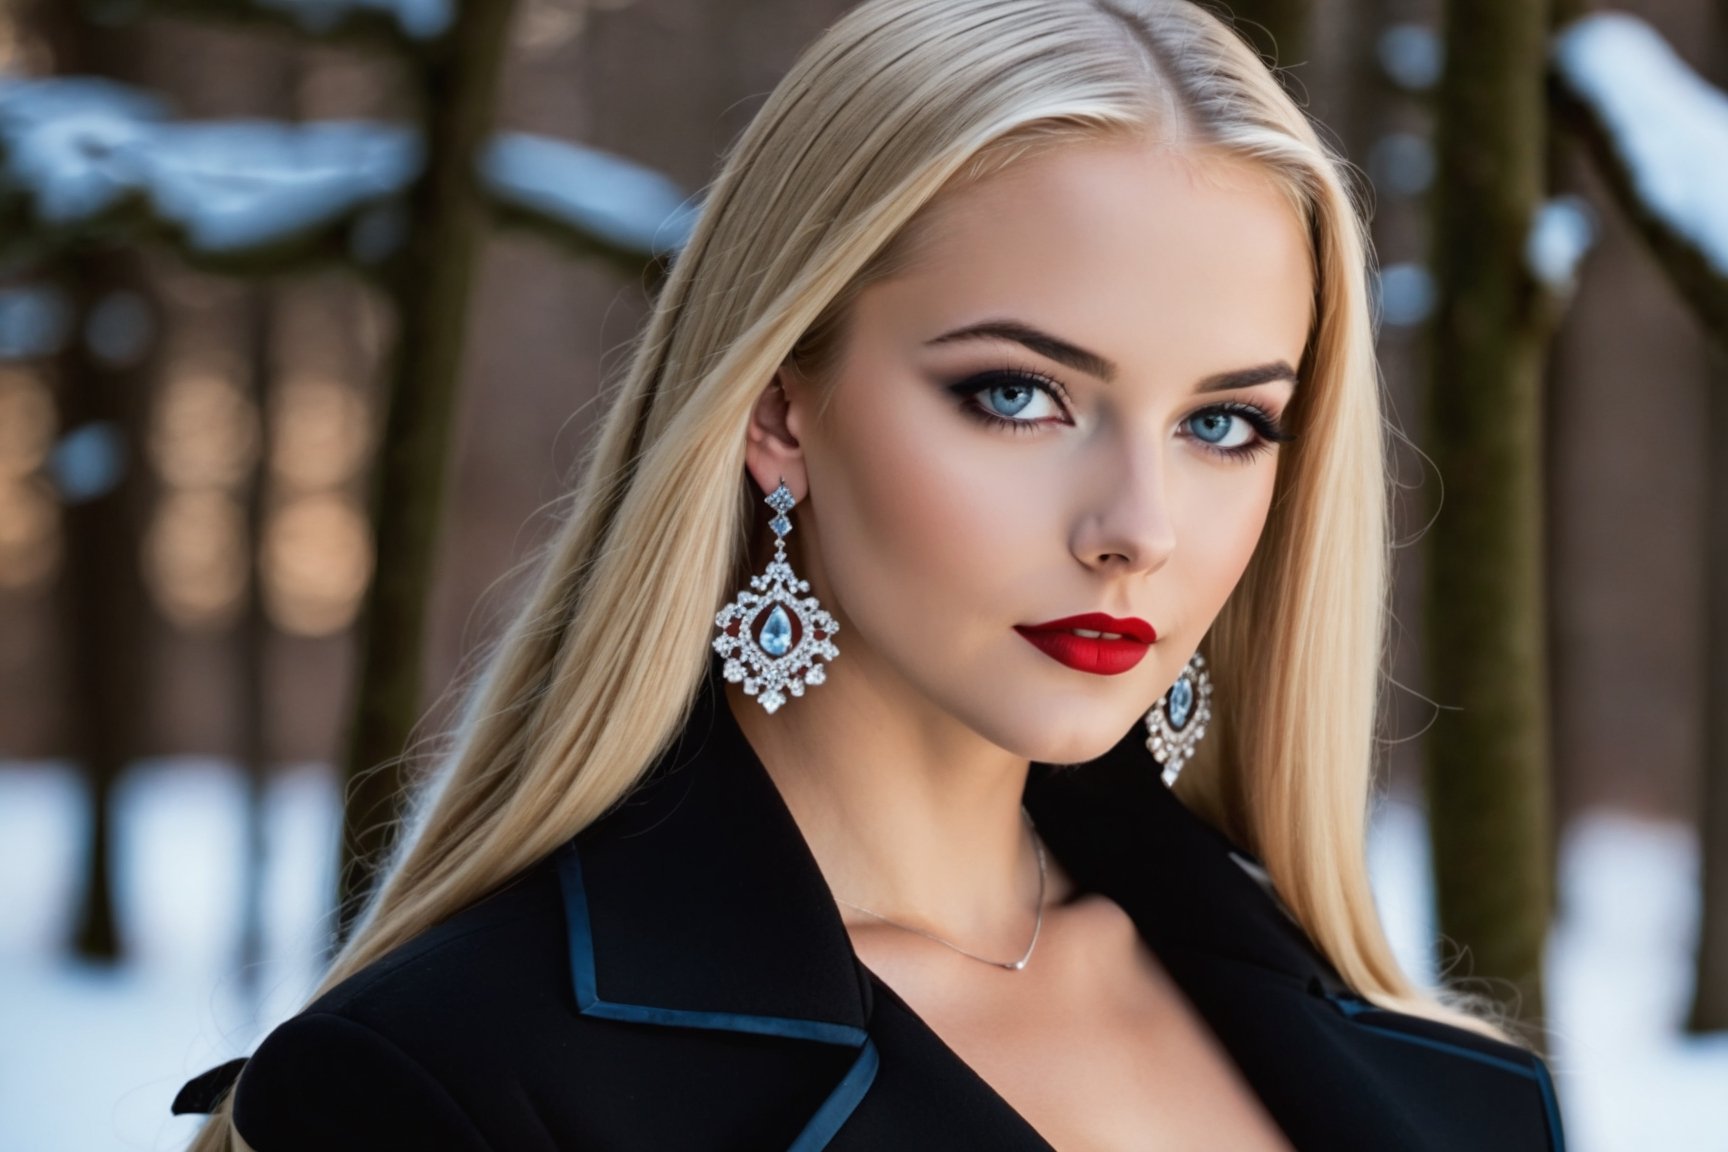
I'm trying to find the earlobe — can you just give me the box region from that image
[744,365,809,501]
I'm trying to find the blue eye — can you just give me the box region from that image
[1181,401,1293,463]
[1189,410,1250,447]
[983,381,1037,417]
[946,369,1070,432]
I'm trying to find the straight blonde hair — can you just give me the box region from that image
[192,1,1521,1145]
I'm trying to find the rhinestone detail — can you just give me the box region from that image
[1144,653,1212,787]
[713,481,839,713]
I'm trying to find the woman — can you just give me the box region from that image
[174,0,1567,1148]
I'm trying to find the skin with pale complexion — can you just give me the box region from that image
[731,136,1310,1147]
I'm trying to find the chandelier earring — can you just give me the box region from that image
[713,478,839,714]
[1144,651,1213,787]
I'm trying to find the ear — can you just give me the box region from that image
[743,363,810,503]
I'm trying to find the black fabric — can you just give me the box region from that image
[169,1056,248,1115]
[179,650,1567,1150]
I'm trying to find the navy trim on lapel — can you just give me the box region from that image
[561,839,882,1152]
[559,844,868,1046]
[1532,1052,1567,1151]
[787,1039,881,1152]
[555,652,879,1149]
[1318,989,1567,1151]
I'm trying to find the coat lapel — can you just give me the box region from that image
[559,650,1565,1152]
[1021,710,1566,1152]
[555,653,882,1150]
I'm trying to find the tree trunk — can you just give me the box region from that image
[1546,7,1728,1036]
[1694,341,1728,1033]
[235,278,278,993]
[55,248,162,964]
[1423,0,1557,1045]
[1226,0,1310,76]
[31,0,164,967]
[335,0,520,945]
[1688,6,1728,1039]
[1539,0,1587,929]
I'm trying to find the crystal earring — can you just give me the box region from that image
[1144,652,1212,787]
[713,478,840,714]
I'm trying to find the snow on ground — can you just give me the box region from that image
[0,760,338,1152]
[1,760,1724,1151]
[1369,794,1728,1150]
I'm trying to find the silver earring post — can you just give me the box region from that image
[1144,652,1212,786]
[713,478,839,713]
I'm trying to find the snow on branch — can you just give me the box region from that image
[0,77,420,268]
[146,120,420,253]
[0,78,690,274]
[254,0,452,39]
[1525,195,1596,299]
[480,131,697,261]
[1551,11,1728,338]
[0,77,170,225]
[142,0,450,54]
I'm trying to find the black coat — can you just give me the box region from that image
[175,653,1567,1150]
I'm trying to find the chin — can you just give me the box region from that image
[1026,726,1137,767]
[968,700,1141,767]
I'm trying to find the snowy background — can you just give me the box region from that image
[0,759,1723,1152]
[2,5,1727,1152]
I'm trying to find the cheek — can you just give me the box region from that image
[1170,461,1278,616]
[806,380,1044,644]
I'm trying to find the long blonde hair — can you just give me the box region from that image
[193,0,1520,1144]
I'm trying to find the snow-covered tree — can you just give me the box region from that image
[0,0,697,952]
[1550,10,1728,1033]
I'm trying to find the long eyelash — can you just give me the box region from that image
[944,370,1294,462]
[1185,400,1295,463]
[944,367,1072,434]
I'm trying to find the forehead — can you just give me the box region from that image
[858,137,1315,380]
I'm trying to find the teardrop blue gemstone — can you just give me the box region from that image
[1167,677,1193,729]
[760,605,793,656]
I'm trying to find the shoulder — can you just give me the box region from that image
[233,853,572,1151]
[233,1011,497,1150]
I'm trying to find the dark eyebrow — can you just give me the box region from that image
[924,318,1298,393]
[1196,361,1300,393]
[925,319,1117,382]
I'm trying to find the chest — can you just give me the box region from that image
[851,897,1295,1152]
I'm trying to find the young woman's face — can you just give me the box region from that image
[753,136,1312,764]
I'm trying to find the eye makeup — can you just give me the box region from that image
[943,366,1073,435]
[941,366,1294,462]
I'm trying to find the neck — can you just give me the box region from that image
[724,650,1061,950]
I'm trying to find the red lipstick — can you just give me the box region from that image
[1014,612,1156,676]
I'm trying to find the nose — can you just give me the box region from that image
[1073,444,1177,576]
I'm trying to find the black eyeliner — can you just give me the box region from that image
[942,367,1292,461]
[942,367,1074,432]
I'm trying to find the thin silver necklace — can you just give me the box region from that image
[834,805,1047,971]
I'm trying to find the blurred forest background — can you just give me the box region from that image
[1,0,1725,1149]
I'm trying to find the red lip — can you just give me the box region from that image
[1014,613,1157,676]
[1020,612,1157,643]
